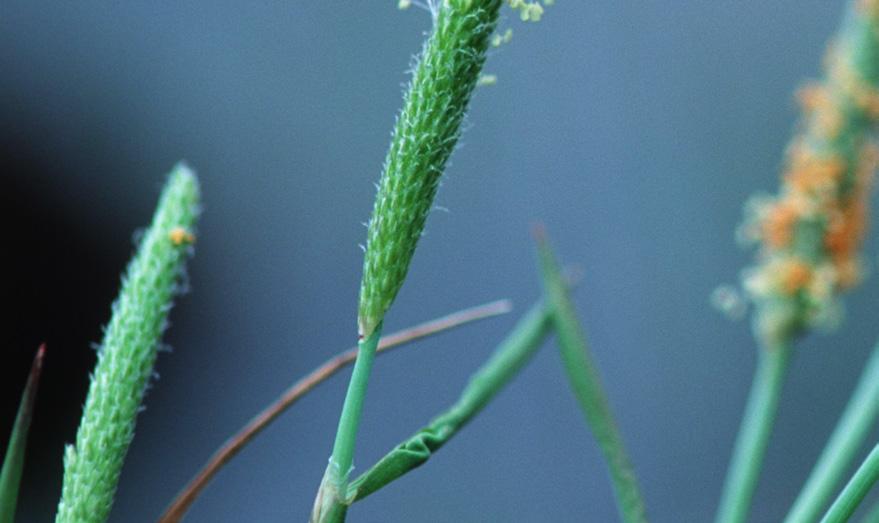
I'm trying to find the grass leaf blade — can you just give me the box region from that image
[0,344,46,523]
[348,302,551,502]
[534,229,648,523]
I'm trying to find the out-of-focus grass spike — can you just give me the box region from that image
[718,3,879,523]
[534,228,648,523]
[736,0,879,345]
[55,164,200,523]
[346,303,551,503]
[0,345,46,523]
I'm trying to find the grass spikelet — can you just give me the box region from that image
[737,2,879,345]
[55,164,200,523]
[717,4,879,523]
[358,0,505,339]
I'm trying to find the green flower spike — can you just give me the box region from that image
[315,1,557,521]
[55,165,200,523]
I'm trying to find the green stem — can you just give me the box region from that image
[821,444,879,523]
[311,326,382,523]
[347,303,551,502]
[715,341,792,523]
[785,341,879,523]
[331,326,383,485]
[535,232,647,523]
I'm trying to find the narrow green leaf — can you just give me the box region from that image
[0,345,46,523]
[534,229,648,523]
[347,302,551,502]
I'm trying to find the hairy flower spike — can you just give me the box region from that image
[738,2,879,344]
[56,164,200,523]
[359,0,505,338]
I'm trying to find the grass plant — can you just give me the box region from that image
[716,2,879,521]
[9,2,879,522]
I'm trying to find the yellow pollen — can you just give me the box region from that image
[169,227,195,246]
[780,259,813,295]
[761,201,799,248]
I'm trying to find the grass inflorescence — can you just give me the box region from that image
[737,0,879,345]
[315,1,539,521]
[55,165,199,523]
[717,3,879,523]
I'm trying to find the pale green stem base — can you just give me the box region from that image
[312,326,382,523]
[785,342,879,523]
[715,342,792,523]
[821,444,879,523]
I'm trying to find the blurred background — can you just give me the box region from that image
[3,1,879,521]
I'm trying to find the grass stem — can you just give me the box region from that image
[347,302,551,503]
[820,443,879,523]
[715,342,792,523]
[159,300,511,523]
[312,327,382,523]
[785,341,879,523]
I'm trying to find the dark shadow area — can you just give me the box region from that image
[1,134,122,515]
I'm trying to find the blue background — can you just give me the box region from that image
[4,1,879,521]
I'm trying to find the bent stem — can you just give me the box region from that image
[715,341,792,523]
[821,444,879,523]
[312,326,383,523]
[159,300,511,523]
[348,303,551,502]
[785,341,879,523]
